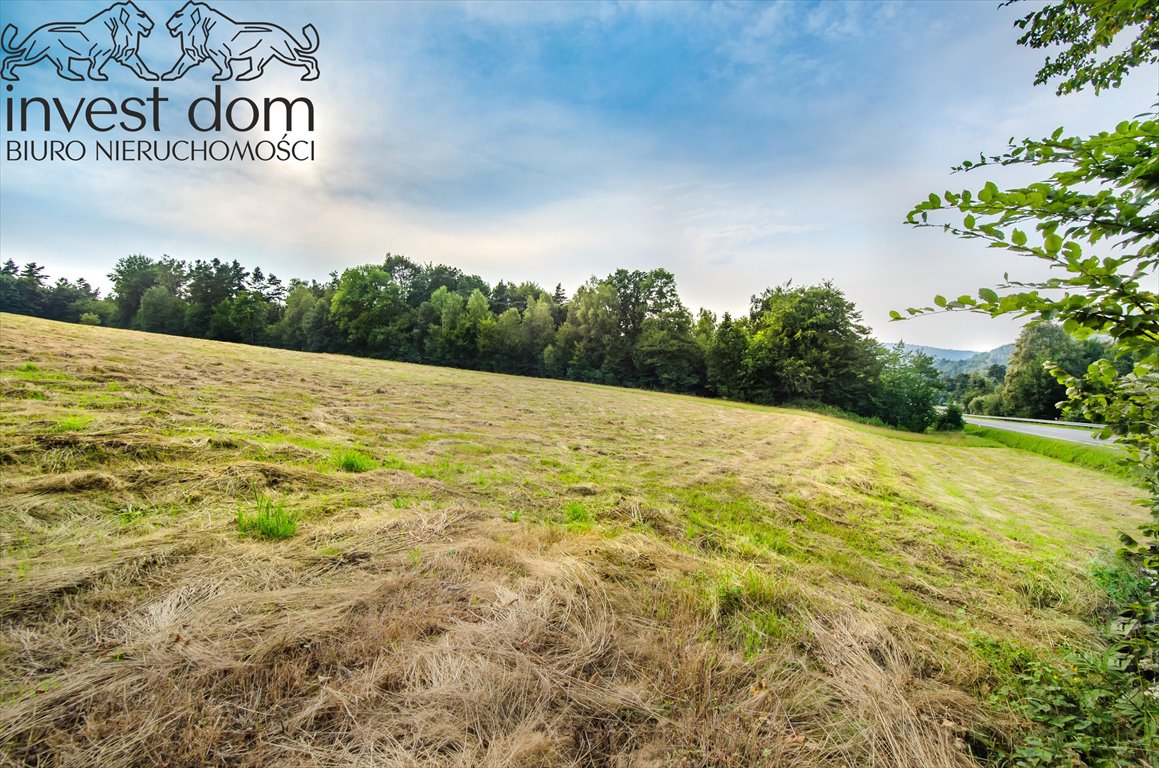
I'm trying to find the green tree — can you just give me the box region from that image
[423,285,469,365]
[482,307,526,373]
[228,291,271,345]
[634,308,705,393]
[551,278,620,383]
[302,288,343,353]
[274,284,318,350]
[108,254,158,326]
[872,344,941,432]
[107,255,186,328]
[605,268,683,384]
[902,0,1157,511]
[330,264,407,355]
[135,285,187,335]
[746,281,880,410]
[705,313,749,400]
[40,278,92,322]
[1001,323,1099,419]
[522,296,558,376]
[185,258,246,337]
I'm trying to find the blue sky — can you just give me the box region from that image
[1,0,1154,350]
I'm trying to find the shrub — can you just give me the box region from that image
[79,313,101,326]
[933,403,964,431]
[978,639,1159,767]
[981,393,1006,416]
[237,495,297,540]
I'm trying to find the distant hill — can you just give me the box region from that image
[901,345,981,362]
[901,343,1015,377]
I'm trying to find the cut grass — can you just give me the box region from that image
[236,495,298,540]
[963,424,1130,479]
[0,314,1148,768]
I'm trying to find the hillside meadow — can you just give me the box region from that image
[0,313,1147,767]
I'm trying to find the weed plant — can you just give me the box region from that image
[237,495,298,540]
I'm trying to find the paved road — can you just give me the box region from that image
[964,416,1114,447]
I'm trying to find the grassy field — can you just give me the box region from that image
[0,314,1147,768]
[962,424,1129,479]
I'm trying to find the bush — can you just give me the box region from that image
[982,393,1006,416]
[78,312,101,326]
[979,643,1159,767]
[933,403,964,431]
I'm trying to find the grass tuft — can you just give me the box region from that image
[236,495,298,540]
[565,500,591,525]
[331,449,376,473]
[50,414,91,432]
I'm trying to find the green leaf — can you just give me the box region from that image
[888,310,902,320]
[964,214,976,229]
[978,288,998,303]
[1044,233,1063,253]
[1011,229,1027,246]
[934,295,947,308]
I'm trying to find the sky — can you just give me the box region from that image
[0,0,1154,351]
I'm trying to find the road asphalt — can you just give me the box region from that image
[964,416,1114,447]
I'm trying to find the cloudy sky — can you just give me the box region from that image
[0,0,1153,350]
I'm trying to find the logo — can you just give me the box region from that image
[1,1,319,82]
[3,0,320,165]
[1,2,159,82]
[162,2,318,82]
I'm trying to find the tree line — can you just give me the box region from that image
[0,252,1116,430]
[941,323,1143,421]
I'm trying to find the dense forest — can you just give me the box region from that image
[0,254,1128,428]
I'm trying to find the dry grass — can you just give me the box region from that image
[0,314,1147,767]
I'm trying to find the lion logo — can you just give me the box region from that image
[1,2,159,81]
[161,2,319,82]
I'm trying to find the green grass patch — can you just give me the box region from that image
[380,455,407,470]
[701,568,809,658]
[565,500,590,523]
[964,424,1130,479]
[10,364,72,382]
[1088,555,1151,609]
[50,414,92,432]
[237,495,298,540]
[412,457,464,479]
[9,387,47,400]
[332,449,375,473]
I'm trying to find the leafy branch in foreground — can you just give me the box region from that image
[1009,0,1159,95]
[897,118,1158,353]
[900,0,1158,760]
